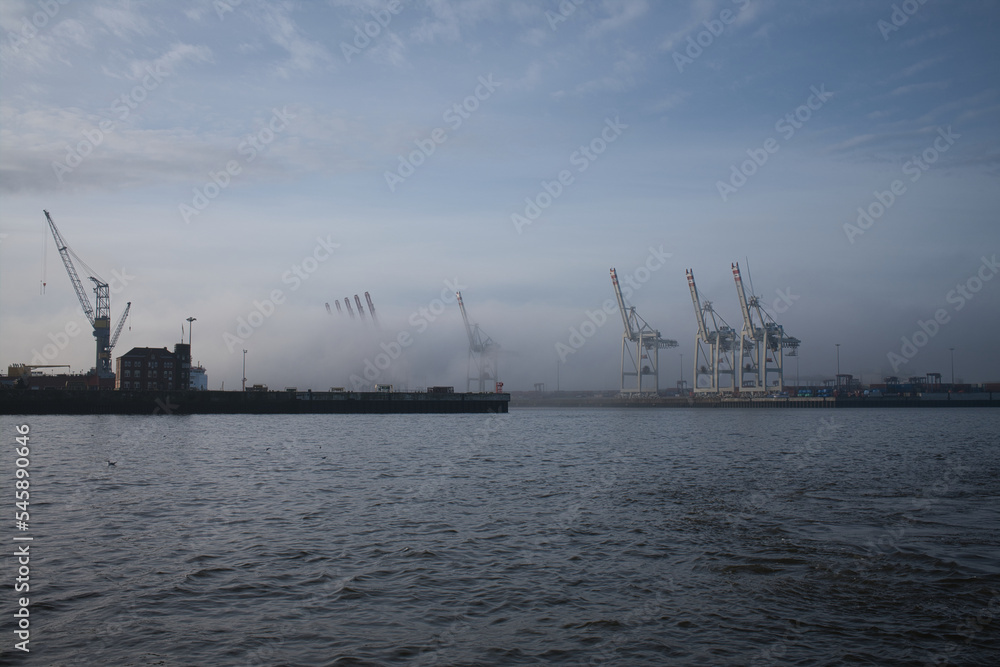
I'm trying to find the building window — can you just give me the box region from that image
[124,370,131,378]
[150,361,158,368]
[125,360,131,368]
[165,361,173,368]
[123,381,130,390]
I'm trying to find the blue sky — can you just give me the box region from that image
[1,0,998,391]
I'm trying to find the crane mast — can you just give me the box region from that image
[609,267,677,395]
[456,292,497,392]
[687,269,737,394]
[731,261,799,394]
[43,211,129,378]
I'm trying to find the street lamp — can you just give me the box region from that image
[242,349,247,392]
[835,343,841,387]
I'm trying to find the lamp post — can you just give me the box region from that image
[796,348,800,392]
[949,347,955,386]
[186,317,196,347]
[835,343,840,388]
[242,349,247,392]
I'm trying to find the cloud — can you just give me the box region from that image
[246,2,334,75]
[584,0,649,40]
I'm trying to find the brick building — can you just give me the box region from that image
[115,344,191,391]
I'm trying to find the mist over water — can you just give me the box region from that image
[10,408,1000,665]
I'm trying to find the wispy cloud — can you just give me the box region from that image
[584,0,649,39]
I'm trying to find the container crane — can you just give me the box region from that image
[364,292,379,328]
[686,269,737,394]
[610,268,677,394]
[43,211,130,378]
[344,297,355,319]
[456,292,497,392]
[353,295,366,322]
[731,262,799,394]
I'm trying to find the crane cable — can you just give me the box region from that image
[41,224,47,294]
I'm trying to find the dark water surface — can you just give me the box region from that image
[3,408,999,665]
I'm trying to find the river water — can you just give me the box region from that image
[3,408,999,665]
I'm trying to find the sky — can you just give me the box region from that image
[1,0,998,392]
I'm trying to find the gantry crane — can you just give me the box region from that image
[456,291,497,392]
[610,268,677,394]
[686,269,737,394]
[44,211,131,378]
[731,262,799,394]
[353,295,367,322]
[364,292,379,328]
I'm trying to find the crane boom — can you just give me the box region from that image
[732,262,755,333]
[364,292,379,327]
[344,297,355,319]
[456,292,475,348]
[109,302,131,351]
[44,210,94,324]
[354,295,366,321]
[686,269,710,343]
[609,268,634,338]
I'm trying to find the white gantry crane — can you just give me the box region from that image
[686,269,737,394]
[610,268,678,395]
[731,262,800,394]
[44,211,130,378]
[456,291,498,393]
[328,293,378,329]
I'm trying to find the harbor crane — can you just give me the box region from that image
[43,211,130,378]
[731,262,799,394]
[364,292,379,328]
[686,269,737,394]
[344,297,356,319]
[610,268,677,394]
[353,295,367,321]
[456,292,497,393]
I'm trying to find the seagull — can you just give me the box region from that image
[107,460,117,466]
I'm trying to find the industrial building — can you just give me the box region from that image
[115,344,191,391]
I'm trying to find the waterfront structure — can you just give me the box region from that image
[115,344,191,391]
